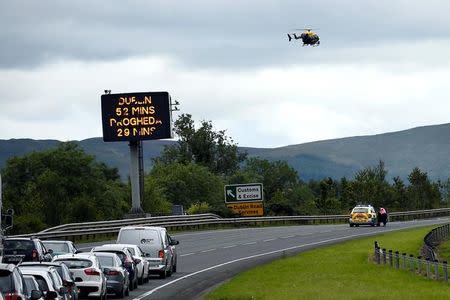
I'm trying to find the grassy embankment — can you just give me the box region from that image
[206,225,450,300]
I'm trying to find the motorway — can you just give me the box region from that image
[80,217,450,300]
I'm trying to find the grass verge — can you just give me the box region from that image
[205,225,450,300]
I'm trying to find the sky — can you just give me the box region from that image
[1,0,450,148]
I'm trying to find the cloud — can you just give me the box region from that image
[2,1,450,70]
[1,52,449,147]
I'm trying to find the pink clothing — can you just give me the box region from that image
[380,208,386,214]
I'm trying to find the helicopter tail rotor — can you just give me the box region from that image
[287,34,293,41]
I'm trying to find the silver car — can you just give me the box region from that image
[116,226,179,279]
[94,252,129,298]
[115,244,149,284]
[18,266,68,300]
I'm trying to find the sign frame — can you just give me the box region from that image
[224,183,264,204]
[101,91,173,142]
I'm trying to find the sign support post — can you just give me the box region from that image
[129,141,144,214]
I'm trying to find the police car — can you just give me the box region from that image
[349,204,377,227]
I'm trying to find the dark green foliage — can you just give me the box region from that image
[147,162,224,212]
[155,114,247,176]
[1,142,129,233]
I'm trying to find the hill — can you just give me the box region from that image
[2,123,450,181]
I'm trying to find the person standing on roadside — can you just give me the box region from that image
[377,207,388,226]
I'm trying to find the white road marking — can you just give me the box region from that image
[263,238,276,242]
[280,235,295,239]
[133,219,450,300]
[242,242,257,245]
[223,245,237,249]
[201,249,216,253]
[180,253,195,257]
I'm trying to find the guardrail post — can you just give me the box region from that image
[434,260,439,280]
[426,258,431,278]
[402,253,407,269]
[409,254,414,272]
[374,241,380,264]
[418,256,422,274]
[444,261,448,282]
[382,249,387,265]
[389,250,393,267]
[395,251,400,269]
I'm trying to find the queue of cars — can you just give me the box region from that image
[0,226,179,300]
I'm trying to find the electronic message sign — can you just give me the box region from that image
[101,92,173,142]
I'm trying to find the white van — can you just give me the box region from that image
[116,226,179,278]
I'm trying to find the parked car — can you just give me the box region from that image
[0,263,43,300]
[19,262,79,300]
[52,254,106,300]
[349,204,377,227]
[117,226,179,278]
[18,266,69,300]
[41,242,77,258]
[2,238,52,265]
[22,275,44,300]
[93,252,129,298]
[112,244,148,284]
[90,245,138,290]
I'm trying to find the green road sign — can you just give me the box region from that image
[224,183,263,203]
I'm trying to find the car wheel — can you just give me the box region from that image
[129,280,134,291]
[173,263,177,273]
[159,270,167,279]
[125,285,129,297]
[116,286,125,299]
[134,278,138,289]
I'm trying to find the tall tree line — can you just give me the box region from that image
[1,114,448,233]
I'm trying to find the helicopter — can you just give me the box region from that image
[287,28,320,46]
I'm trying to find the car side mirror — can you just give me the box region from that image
[134,258,141,264]
[30,290,43,300]
[63,279,75,287]
[45,290,58,299]
[170,239,179,246]
[144,252,150,257]
[59,286,68,294]
[103,268,110,274]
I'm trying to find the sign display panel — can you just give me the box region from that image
[226,202,264,217]
[101,92,172,142]
[224,183,263,203]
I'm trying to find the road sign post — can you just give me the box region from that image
[101,91,174,217]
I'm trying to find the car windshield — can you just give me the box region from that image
[0,270,14,293]
[43,243,69,253]
[54,259,92,269]
[352,208,369,213]
[4,240,34,251]
[23,276,38,292]
[97,256,114,267]
[33,275,49,291]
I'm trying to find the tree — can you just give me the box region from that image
[236,158,299,215]
[347,160,390,209]
[407,167,440,209]
[147,162,224,211]
[1,142,129,233]
[155,114,247,176]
